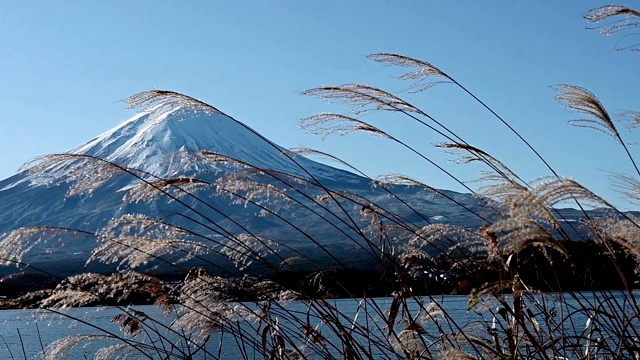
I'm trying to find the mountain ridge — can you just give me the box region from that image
[0,102,513,277]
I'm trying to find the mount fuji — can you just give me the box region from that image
[0,97,506,277]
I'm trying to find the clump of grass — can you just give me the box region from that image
[1,3,640,359]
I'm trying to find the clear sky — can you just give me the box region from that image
[1,1,638,209]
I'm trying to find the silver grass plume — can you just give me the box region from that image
[390,329,427,358]
[436,142,523,186]
[203,150,310,187]
[408,224,484,253]
[0,226,94,266]
[123,177,211,203]
[125,89,221,115]
[359,201,388,227]
[291,147,365,176]
[555,84,620,141]
[44,335,114,360]
[481,177,609,219]
[435,349,479,360]
[206,151,319,217]
[477,175,528,205]
[175,267,255,342]
[359,202,392,254]
[98,214,195,241]
[585,5,640,50]
[40,271,164,308]
[316,187,418,240]
[111,310,148,337]
[478,179,556,252]
[402,224,487,275]
[90,214,210,269]
[94,271,164,301]
[279,256,322,272]
[94,344,138,360]
[421,301,445,323]
[219,234,279,270]
[302,84,422,115]
[476,178,605,259]
[200,150,252,167]
[215,169,296,210]
[201,150,267,180]
[367,53,453,92]
[611,173,640,203]
[479,178,573,247]
[484,218,567,259]
[584,214,640,262]
[376,172,493,225]
[533,178,610,208]
[41,289,101,308]
[300,113,393,140]
[376,173,437,189]
[89,235,209,269]
[621,111,640,131]
[21,154,128,198]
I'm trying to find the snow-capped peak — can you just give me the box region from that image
[6,104,362,191]
[74,106,284,174]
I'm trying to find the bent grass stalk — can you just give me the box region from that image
[1,4,640,359]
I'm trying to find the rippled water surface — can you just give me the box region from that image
[0,292,637,359]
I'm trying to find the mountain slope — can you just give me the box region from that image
[0,103,495,277]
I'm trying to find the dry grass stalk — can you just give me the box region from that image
[90,235,209,269]
[219,234,279,270]
[124,177,211,203]
[302,84,422,115]
[367,52,453,92]
[41,289,101,308]
[437,142,523,186]
[93,344,139,360]
[291,147,365,176]
[125,90,221,115]
[111,311,148,337]
[45,335,114,360]
[556,85,640,180]
[585,215,640,261]
[88,214,211,269]
[299,113,392,140]
[611,173,640,203]
[555,84,619,140]
[621,111,640,131]
[585,5,640,50]
[2,6,640,358]
[481,177,608,232]
[215,170,294,209]
[174,267,255,343]
[0,226,94,266]
[22,154,127,197]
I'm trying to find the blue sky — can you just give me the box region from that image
[1,1,638,209]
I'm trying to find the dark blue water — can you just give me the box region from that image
[0,292,637,359]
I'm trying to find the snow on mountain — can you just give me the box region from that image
[0,103,492,277]
[5,105,363,192]
[74,107,314,178]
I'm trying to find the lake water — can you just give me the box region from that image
[0,292,638,359]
